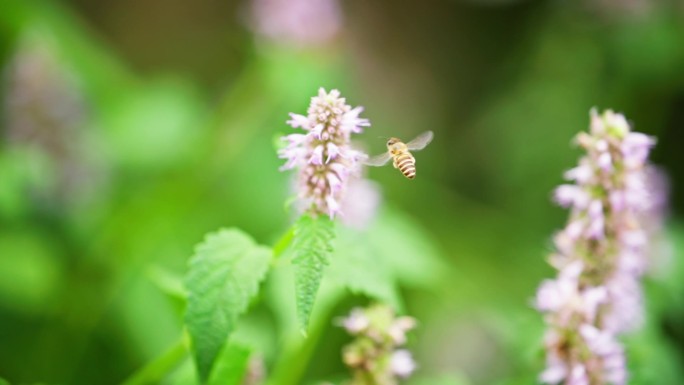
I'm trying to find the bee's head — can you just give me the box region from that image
[387,137,401,147]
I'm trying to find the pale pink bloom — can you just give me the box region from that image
[553,231,575,256]
[540,351,567,383]
[564,162,593,184]
[388,316,417,345]
[622,132,654,167]
[564,220,584,240]
[390,349,416,378]
[601,109,630,135]
[566,364,589,385]
[554,185,589,209]
[339,308,370,334]
[597,152,613,171]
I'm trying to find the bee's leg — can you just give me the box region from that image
[392,159,399,169]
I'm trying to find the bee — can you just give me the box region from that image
[364,131,434,179]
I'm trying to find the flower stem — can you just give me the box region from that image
[119,335,188,385]
[266,293,340,385]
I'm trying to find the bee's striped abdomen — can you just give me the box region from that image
[395,152,416,179]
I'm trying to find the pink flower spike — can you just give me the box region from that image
[339,305,417,383]
[536,108,662,385]
[278,88,372,219]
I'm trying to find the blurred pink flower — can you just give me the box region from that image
[339,308,370,334]
[340,305,417,385]
[339,178,382,229]
[249,0,342,47]
[537,109,662,385]
[390,349,416,378]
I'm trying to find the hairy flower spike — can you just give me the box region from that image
[279,88,369,219]
[339,305,417,385]
[536,109,661,385]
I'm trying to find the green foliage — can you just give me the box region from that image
[325,207,446,313]
[0,230,62,314]
[363,208,447,288]
[184,229,272,384]
[328,234,402,310]
[290,214,336,334]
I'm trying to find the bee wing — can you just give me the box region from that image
[363,152,392,167]
[406,130,434,151]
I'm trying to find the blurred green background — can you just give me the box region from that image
[1,0,684,384]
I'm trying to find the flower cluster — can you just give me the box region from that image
[339,305,417,385]
[279,88,369,219]
[536,109,657,385]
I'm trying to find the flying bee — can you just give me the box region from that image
[364,131,434,179]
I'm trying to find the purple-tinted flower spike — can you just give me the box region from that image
[536,109,661,385]
[279,88,369,219]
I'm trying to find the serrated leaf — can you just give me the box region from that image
[185,229,272,384]
[207,344,251,385]
[291,214,335,334]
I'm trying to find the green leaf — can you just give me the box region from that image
[369,207,447,287]
[207,344,251,385]
[291,214,336,334]
[329,228,402,310]
[0,377,9,385]
[185,229,272,384]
